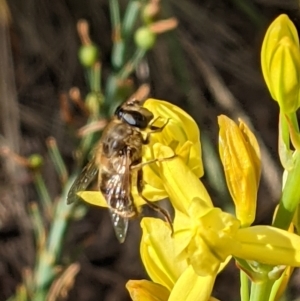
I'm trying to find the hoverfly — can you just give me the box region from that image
[67,98,171,243]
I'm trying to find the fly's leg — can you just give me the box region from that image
[134,116,174,233]
[136,168,174,235]
[142,118,170,144]
[148,116,170,130]
[130,154,175,171]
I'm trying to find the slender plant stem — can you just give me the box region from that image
[250,279,275,301]
[110,0,124,69]
[33,178,77,299]
[289,111,300,133]
[118,48,146,80]
[240,271,250,301]
[273,150,300,230]
[47,137,68,184]
[33,172,52,218]
[123,0,141,40]
[109,0,121,34]
[91,63,101,92]
[29,203,45,249]
[280,112,290,149]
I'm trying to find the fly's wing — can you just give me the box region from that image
[109,210,129,244]
[67,159,98,204]
[104,148,136,243]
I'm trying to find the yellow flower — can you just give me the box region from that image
[151,145,300,278]
[126,218,218,301]
[218,115,261,227]
[142,98,203,201]
[261,14,300,113]
[140,141,238,277]
[77,98,203,209]
[174,198,240,276]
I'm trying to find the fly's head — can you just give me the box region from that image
[115,98,154,129]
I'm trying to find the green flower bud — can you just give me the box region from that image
[78,44,99,67]
[28,154,43,170]
[261,14,300,113]
[134,27,156,50]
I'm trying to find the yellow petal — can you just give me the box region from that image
[169,265,216,301]
[142,99,203,191]
[218,115,260,226]
[238,119,261,184]
[152,144,212,214]
[142,183,168,202]
[186,236,223,276]
[126,280,169,301]
[233,226,300,266]
[140,218,188,291]
[173,198,239,276]
[77,191,108,207]
[144,98,203,177]
[172,209,194,261]
[77,189,147,208]
[142,143,166,191]
[191,205,240,275]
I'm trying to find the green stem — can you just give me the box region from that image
[273,150,300,230]
[289,111,300,133]
[109,0,124,69]
[109,0,121,34]
[240,271,250,301]
[91,62,101,92]
[278,113,294,170]
[118,48,146,80]
[286,112,300,150]
[47,137,68,184]
[33,172,52,218]
[29,203,45,249]
[250,279,275,301]
[122,0,141,40]
[78,122,96,163]
[280,112,290,149]
[33,179,76,299]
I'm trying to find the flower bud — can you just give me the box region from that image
[134,27,156,50]
[78,44,99,67]
[218,116,261,227]
[261,14,300,113]
[28,154,43,170]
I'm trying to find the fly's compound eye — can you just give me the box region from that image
[114,105,122,116]
[122,111,148,128]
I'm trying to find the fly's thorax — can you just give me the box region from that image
[101,121,135,157]
[101,120,144,162]
[126,131,144,163]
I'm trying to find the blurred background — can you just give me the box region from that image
[0,0,300,300]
